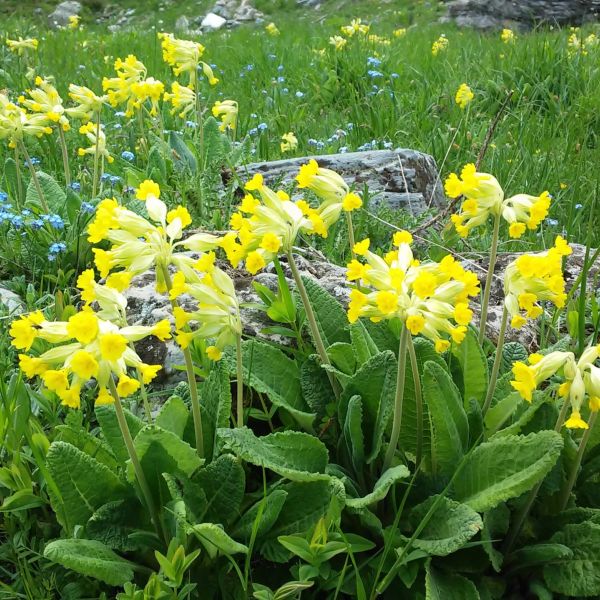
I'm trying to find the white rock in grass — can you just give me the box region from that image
[48,1,82,29]
[201,12,227,30]
[0,286,25,316]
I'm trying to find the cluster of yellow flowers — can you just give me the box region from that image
[66,84,107,122]
[501,28,515,43]
[329,35,347,51]
[346,231,479,353]
[5,37,38,55]
[0,93,53,149]
[431,34,449,56]
[212,100,238,132]
[78,121,113,163]
[503,235,571,329]
[340,18,370,37]
[455,83,474,109]
[446,163,552,239]
[265,22,280,36]
[511,345,600,429]
[567,30,599,56]
[19,76,70,132]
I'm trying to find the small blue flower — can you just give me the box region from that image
[277,64,284,72]
[47,214,65,230]
[282,88,289,94]
[367,70,383,78]
[277,76,285,83]
[48,242,67,260]
[113,123,122,130]
[575,203,583,209]
[308,138,318,146]
[248,127,258,136]
[30,219,44,230]
[315,141,325,150]
[295,91,305,98]
[546,218,559,226]
[115,111,126,117]
[101,173,112,182]
[11,215,24,229]
[383,141,393,149]
[339,146,348,153]
[367,57,381,67]
[246,64,254,71]
[109,176,121,186]
[81,202,95,214]
[69,182,81,191]
[121,150,135,161]
[257,122,268,132]
[268,54,277,60]
[391,72,399,79]
[21,209,31,216]
[250,113,258,119]
[185,120,197,128]
[347,123,354,131]
[0,191,7,202]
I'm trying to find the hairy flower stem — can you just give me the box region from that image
[19,141,49,212]
[107,378,166,545]
[236,333,244,427]
[502,397,570,556]
[14,146,23,209]
[92,112,101,198]
[345,211,356,259]
[159,262,205,458]
[478,212,501,345]
[407,334,423,469]
[287,250,341,399]
[57,127,71,187]
[482,305,508,417]
[559,411,598,511]
[132,359,153,424]
[383,326,409,473]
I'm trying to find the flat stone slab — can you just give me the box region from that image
[235,149,446,215]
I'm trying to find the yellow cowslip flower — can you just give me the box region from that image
[21,76,70,131]
[86,183,220,291]
[501,28,515,43]
[368,34,391,46]
[12,309,165,408]
[340,18,370,37]
[66,84,107,122]
[329,36,347,50]
[163,82,196,118]
[77,121,114,164]
[503,236,571,329]
[501,191,551,238]
[280,132,298,153]
[6,37,39,55]
[343,192,362,212]
[393,28,407,38]
[173,262,242,359]
[345,232,479,352]
[68,15,80,29]
[455,83,474,109]
[512,344,600,429]
[130,77,164,117]
[0,94,52,148]
[212,100,238,131]
[265,22,280,36]
[431,34,449,56]
[159,33,217,89]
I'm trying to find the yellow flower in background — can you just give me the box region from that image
[78,121,114,163]
[280,132,298,153]
[501,28,515,43]
[265,22,280,36]
[0,94,52,148]
[329,36,347,50]
[503,236,571,329]
[431,34,449,56]
[159,33,217,88]
[502,191,551,238]
[67,15,81,29]
[341,18,370,37]
[6,37,39,55]
[66,85,107,122]
[212,100,238,131]
[393,28,407,38]
[455,83,474,109]
[21,76,70,131]
[163,82,196,118]
[345,232,479,352]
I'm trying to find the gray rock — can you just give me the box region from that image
[48,0,82,29]
[206,0,263,27]
[0,286,25,316]
[236,149,446,215]
[175,15,190,31]
[201,12,227,29]
[443,0,600,29]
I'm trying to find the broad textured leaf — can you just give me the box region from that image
[169,131,197,172]
[192,454,245,525]
[96,405,144,466]
[510,543,573,571]
[452,327,488,407]
[425,562,479,600]
[26,171,66,214]
[501,342,528,374]
[55,424,119,471]
[217,427,329,481]
[340,351,396,464]
[155,395,190,439]
[227,339,314,429]
[233,489,288,542]
[453,431,563,512]
[544,522,600,596]
[342,395,365,475]
[300,355,334,421]
[133,425,202,501]
[346,465,409,509]
[3,157,18,199]
[481,504,509,572]
[189,523,248,558]
[87,498,146,552]
[47,442,125,533]
[406,496,482,557]
[424,361,468,478]
[327,342,356,375]
[349,321,379,367]
[44,539,134,586]
[301,276,350,348]
[200,362,232,460]
[484,392,521,435]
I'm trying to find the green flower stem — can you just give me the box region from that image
[19,141,49,212]
[236,333,244,427]
[133,363,153,424]
[107,377,166,545]
[478,211,501,345]
[57,127,71,187]
[482,305,508,417]
[383,326,409,473]
[14,146,23,209]
[559,411,598,511]
[92,111,101,198]
[502,396,571,556]
[345,211,356,259]
[287,250,341,399]
[407,334,423,469]
[159,262,205,458]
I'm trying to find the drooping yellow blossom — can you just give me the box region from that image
[345,233,479,352]
[6,37,39,55]
[0,94,52,149]
[265,22,280,36]
[502,191,551,238]
[329,36,347,50]
[341,19,370,37]
[163,82,196,118]
[503,236,571,329]
[455,83,474,109]
[67,15,81,29]
[501,29,515,43]
[280,132,298,153]
[159,33,217,88]
[78,121,114,164]
[393,28,407,38]
[212,100,238,131]
[21,76,70,132]
[66,85,107,122]
[431,34,449,56]
[11,309,164,408]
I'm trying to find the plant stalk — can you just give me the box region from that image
[559,411,598,511]
[236,333,244,427]
[92,112,101,198]
[478,211,501,344]
[19,141,49,212]
[345,211,356,259]
[287,250,341,399]
[482,305,508,416]
[57,127,71,186]
[14,146,23,209]
[107,378,166,544]
[383,326,409,473]
[407,334,423,469]
[502,396,571,556]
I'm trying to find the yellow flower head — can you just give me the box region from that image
[455,83,474,109]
